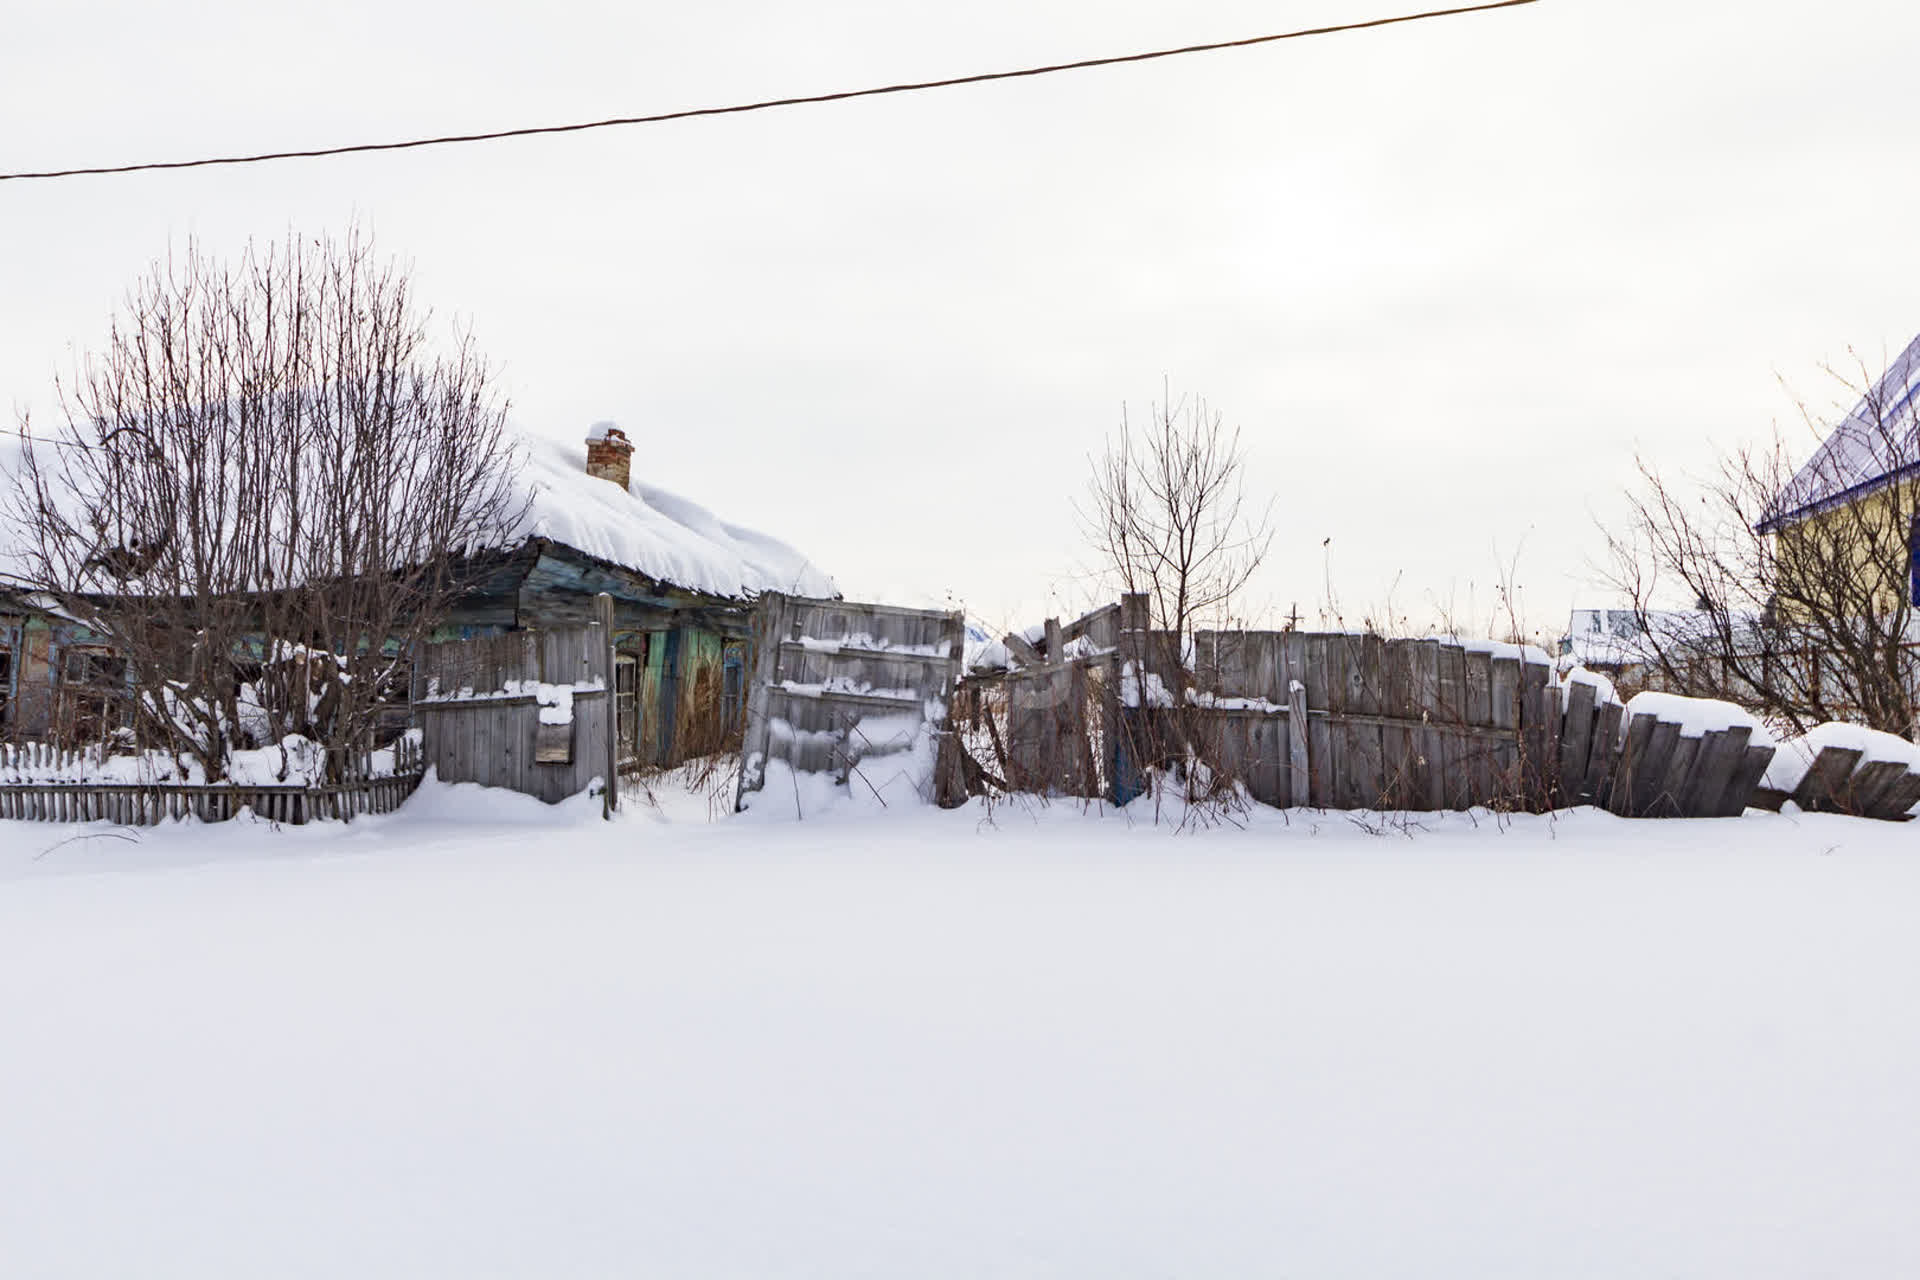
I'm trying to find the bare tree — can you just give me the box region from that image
[1,227,529,778]
[1603,352,1920,738]
[1080,387,1274,677]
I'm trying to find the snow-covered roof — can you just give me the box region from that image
[515,433,836,601]
[1761,331,1920,530]
[0,428,837,603]
[1562,607,1702,667]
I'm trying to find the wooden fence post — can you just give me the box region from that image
[1286,677,1310,808]
[596,592,618,819]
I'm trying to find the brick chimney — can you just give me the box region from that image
[585,421,633,492]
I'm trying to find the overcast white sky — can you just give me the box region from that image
[6,0,1918,640]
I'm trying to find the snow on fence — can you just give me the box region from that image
[413,609,614,806]
[1748,723,1920,820]
[1191,629,1562,811]
[735,592,967,813]
[961,608,1562,812]
[961,600,1920,822]
[0,737,425,825]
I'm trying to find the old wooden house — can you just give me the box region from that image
[0,422,836,768]
[433,422,837,768]
[0,592,131,745]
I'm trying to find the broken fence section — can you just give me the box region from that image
[735,592,968,812]
[1749,745,1920,821]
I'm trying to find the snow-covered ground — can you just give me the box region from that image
[2,780,1918,1278]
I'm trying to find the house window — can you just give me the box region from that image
[0,644,12,731]
[615,652,641,767]
[60,646,130,744]
[722,641,745,729]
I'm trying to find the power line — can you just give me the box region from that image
[0,426,108,452]
[0,0,1538,184]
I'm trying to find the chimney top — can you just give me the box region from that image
[585,422,633,492]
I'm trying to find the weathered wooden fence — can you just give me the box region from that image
[413,609,615,806]
[0,738,424,825]
[1191,630,1561,811]
[961,599,1920,822]
[964,608,1562,812]
[736,592,967,810]
[1749,746,1920,820]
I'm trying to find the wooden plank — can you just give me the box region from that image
[1651,733,1702,818]
[596,594,617,817]
[1557,682,1596,805]
[1792,746,1864,813]
[1408,639,1442,811]
[1347,634,1386,808]
[1845,759,1908,817]
[1299,635,1334,807]
[1517,659,1552,811]
[1628,719,1681,817]
[1286,678,1310,809]
[1719,743,1776,817]
[1377,640,1415,810]
[735,592,788,808]
[1462,648,1494,806]
[1583,702,1624,810]
[534,721,572,764]
[1871,769,1920,821]
[1687,725,1751,818]
[1435,642,1469,810]
[1315,635,1353,808]
[1489,655,1521,805]
[1002,632,1044,668]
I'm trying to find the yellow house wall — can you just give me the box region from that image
[1771,483,1915,620]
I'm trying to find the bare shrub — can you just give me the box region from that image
[2,227,529,777]
[1604,354,1920,737]
[1080,387,1274,662]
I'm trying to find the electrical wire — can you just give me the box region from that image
[0,0,1538,184]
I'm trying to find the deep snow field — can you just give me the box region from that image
[1,777,1917,1278]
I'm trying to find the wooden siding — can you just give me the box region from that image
[414,623,614,803]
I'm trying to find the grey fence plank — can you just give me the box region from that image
[1793,746,1865,812]
[1687,725,1751,818]
[1628,719,1682,816]
[1846,759,1909,817]
[1719,743,1776,817]
[1558,682,1596,805]
[1652,734,1702,818]
[1583,702,1624,809]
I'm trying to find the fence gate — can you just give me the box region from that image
[735,593,967,813]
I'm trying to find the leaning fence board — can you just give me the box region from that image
[1650,733,1701,818]
[1874,769,1920,820]
[1793,746,1865,812]
[1583,702,1624,809]
[1686,726,1751,818]
[1557,682,1596,805]
[1845,759,1909,817]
